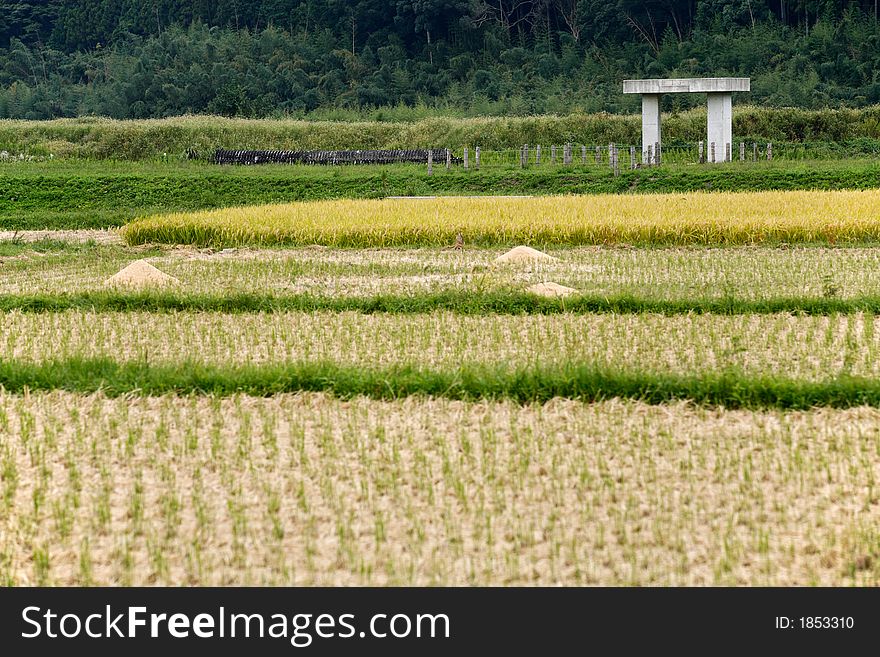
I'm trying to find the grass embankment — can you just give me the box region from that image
[2,358,880,409]
[2,109,880,158]
[122,190,880,247]
[2,160,880,230]
[3,290,880,315]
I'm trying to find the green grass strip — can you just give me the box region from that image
[2,358,880,409]
[4,161,880,231]
[0,290,878,316]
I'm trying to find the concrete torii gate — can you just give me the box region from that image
[622,78,750,163]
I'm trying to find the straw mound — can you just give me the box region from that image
[493,245,557,264]
[104,260,179,288]
[526,282,579,298]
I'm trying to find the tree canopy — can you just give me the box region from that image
[1,0,879,119]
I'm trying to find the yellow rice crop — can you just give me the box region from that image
[122,189,880,247]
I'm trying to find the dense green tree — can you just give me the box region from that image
[0,0,879,119]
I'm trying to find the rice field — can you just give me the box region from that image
[4,242,880,302]
[3,392,880,586]
[0,310,877,382]
[122,190,880,247]
[5,190,880,586]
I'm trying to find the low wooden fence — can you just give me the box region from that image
[214,148,460,166]
[209,141,877,174]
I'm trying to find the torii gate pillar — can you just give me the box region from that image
[623,78,750,163]
[641,93,661,161]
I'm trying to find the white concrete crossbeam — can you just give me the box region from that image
[623,78,750,94]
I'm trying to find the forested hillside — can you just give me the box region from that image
[1,1,879,119]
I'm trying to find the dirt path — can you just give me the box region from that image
[0,229,122,244]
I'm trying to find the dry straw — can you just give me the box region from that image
[104,260,179,288]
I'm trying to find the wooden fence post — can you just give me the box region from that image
[752,142,757,162]
[427,149,433,175]
[767,142,773,161]
[699,140,704,164]
[595,145,601,163]
[646,144,653,166]
[581,145,587,165]
[739,142,745,162]
[536,144,541,165]
[446,148,451,170]
[725,142,731,162]
[654,141,660,165]
[463,146,469,170]
[710,142,716,164]
[475,146,480,170]
[551,145,557,165]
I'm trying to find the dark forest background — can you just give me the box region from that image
[1,1,879,119]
